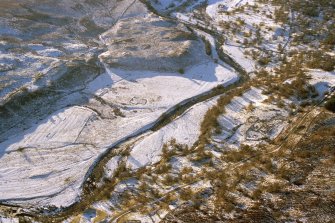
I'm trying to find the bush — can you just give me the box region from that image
[306,51,335,72]
[179,188,194,201]
[114,107,125,117]
[202,38,212,56]
[325,97,335,112]
[162,174,179,186]
[258,57,271,66]
[155,163,172,174]
[178,68,185,74]
[323,33,335,47]
[302,6,319,17]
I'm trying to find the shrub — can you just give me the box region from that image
[178,68,185,74]
[302,6,319,17]
[155,163,172,174]
[202,37,212,56]
[162,174,179,186]
[265,181,284,193]
[33,72,44,82]
[246,102,255,112]
[243,38,249,46]
[168,2,175,8]
[323,33,335,47]
[325,97,335,112]
[180,166,193,175]
[258,57,271,66]
[114,107,125,117]
[305,51,335,72]
[179,188,194,201]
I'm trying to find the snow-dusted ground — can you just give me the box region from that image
[0,0,148,105]
[0,57,238,207]
[75,96,219,222]
[0,51,64,105]
[68,87,291,222]
[222,43,256,73]
[0,107,100,207]
[104,156,122,179]
[127,96,219,169]
[1,106,95,150]
[0,217,19,223]
[149,0,190,11]
[308,70,335,96]
[207,0,255,15]
[203,0,290,73]
[194,29,220,60]
[212,87,289,148]
[80,61,238,147]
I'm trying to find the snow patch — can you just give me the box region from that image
[127,97,218,169]
[206,0,255,18]
[308,70,335,96]
[213,87,288,147]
